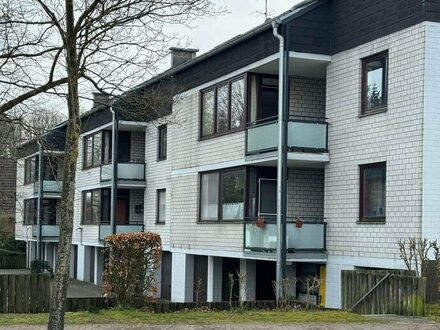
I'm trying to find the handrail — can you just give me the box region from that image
[246,117,328,129]
[244,216,327,224]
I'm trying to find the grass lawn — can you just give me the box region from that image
[0,309,370,326]
[426,303,440,322]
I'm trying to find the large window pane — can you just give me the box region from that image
[158,125,167,160]
[93,133,102,166]
[85,136,93,167]
[202,90,215,136]
[92,190,101,223]
[217,84,229,133]
[231,79,245,128]
[362,52,387,113]
[221,170,244,220]
[84,191,92,224]
[361,163,386,219]
[201,172,219,220]
[157,189,166,223]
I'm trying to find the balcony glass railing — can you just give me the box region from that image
[244,217,327,252]
[98,224,144,240]
[32,224,60,238]
[100,162,146,182]
[33,180,63,194]
[246,117,328,155]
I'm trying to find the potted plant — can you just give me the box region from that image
[255,217,266,228]
[295,217,304,228]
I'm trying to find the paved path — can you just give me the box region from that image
[2,316,440,330]
[0,269,103,298]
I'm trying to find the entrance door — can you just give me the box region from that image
[116,198,129,225]
[258,178,277,217]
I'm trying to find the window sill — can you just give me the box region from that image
[199,127,245,142]
[156,222,166,225]
[356,218,386,225]
[198,220,244,224]
[359,107,387,118]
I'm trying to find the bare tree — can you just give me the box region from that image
[0,1,218,328]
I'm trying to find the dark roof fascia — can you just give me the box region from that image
[277,0,328,24]
[127,0,328,94]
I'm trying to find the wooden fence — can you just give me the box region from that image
[0,274,51,313]
[0,254,26,269]
[341,270,426,316]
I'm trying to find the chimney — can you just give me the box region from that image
[92,92,110,108]
[170,47,198,67]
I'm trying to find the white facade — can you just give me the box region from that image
[14,17,440,307]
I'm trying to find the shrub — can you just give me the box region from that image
[103,232,162,308]
[30,259,54,276]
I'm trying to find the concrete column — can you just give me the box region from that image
[171,253,194,302]
[94,247,104,285]
[325,259,354,308]
[285,263,297,298]
[155,261,162,299]
[77,245,91,281]
[69,245,76,279]
[45,243,54,268]
[207,256,223,302]
[239,259,256,302]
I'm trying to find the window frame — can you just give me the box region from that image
[198,167,246,222]
[156,189,166,224]
[200,75,246,139]
[83,131,103,169]
[157,125,167,161]
[361,51,388,115]
[82,188,110,225]
[24,156,38,185]
[23,198,37,225]
[359,162,386,223]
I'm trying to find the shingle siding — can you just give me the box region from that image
[325,23,425,262]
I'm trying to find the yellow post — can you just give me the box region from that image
[319,266,326,307]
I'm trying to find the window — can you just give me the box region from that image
[24,156,38,184]
[24,199,37,225]
[362,51,388,114]
[82,188,112,224]
[200,168,245,221]
[201,76,245,138]
[359,162,386,221]
[84,130,126,168]
[83,132,102,168]
[158,125,167,161]
[157,189,166,224]
[42,199,58,225]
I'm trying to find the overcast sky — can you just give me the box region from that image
[158,0,303,71]
[78,0,303,110]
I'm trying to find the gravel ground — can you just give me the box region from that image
[2,316,440,330]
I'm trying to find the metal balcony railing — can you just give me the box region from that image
[100,162,146,182]
[245,116,328,155]
[98,223,144,240]
[244,216,327,252]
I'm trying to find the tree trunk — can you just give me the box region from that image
[48,0,80,328]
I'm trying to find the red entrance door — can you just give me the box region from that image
[116,198,129,225]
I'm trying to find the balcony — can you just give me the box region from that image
[33,180,63,195]
[246,117,328,155]
[100,162,146,182]
[98,223,144,240]
[32,225,60,239]
[244,217,327,253]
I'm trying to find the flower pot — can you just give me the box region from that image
[295,218,304,228]
[255,217,266,228]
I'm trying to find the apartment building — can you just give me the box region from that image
[15,0,440,308]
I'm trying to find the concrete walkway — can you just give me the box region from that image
[0,269,103,298]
